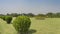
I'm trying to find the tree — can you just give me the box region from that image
[9,13,20,17]
[27,13,35,17]
[46,12,55,18]
[56,13,60,18]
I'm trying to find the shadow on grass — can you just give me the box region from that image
[0,32,1,34]
[27,29,37,34]
[18,29,37,34]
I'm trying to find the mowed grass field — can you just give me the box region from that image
[0,18,17,34]
[0,18,60,34]
[30,18,60,34]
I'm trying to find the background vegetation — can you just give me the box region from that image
[0,12,60,34]
[0,12,60,18]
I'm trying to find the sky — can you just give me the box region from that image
[0,0,60,14]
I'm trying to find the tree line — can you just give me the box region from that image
[0,12,60,18]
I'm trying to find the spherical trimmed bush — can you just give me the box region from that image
[13,16,31,34]
[0,16,5,20]
[5,16,12,24]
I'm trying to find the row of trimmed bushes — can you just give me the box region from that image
[0,16,12,24]
[0,16,31,34]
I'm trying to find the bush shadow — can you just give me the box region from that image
[18,29,37,34]
[27,29,37,34]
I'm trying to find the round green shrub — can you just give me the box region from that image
[0,16,5,20]
[5,16,12,24]
[13,16,31,34]
[0,16,2,19]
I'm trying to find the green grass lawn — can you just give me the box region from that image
[0,18,17,34]
[0,18,60,34]
[30,18,60,34]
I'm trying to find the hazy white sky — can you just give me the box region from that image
[0,0,60,14]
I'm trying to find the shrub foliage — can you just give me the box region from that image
[0,16,5,20]
[13,16,31,34]
[5,16,12,24]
